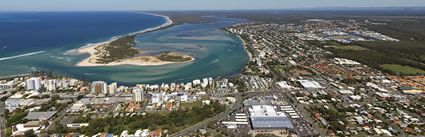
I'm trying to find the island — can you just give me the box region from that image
[74,14,195,67]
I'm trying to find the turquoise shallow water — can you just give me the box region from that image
[0,13,249,85]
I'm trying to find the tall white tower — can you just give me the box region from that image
[91,81,107,95]
[108,82,117,96]
[26,77,41,91]
[133,88,143,102]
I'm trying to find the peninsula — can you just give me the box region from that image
[74,14,194,67]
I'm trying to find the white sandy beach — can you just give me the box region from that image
[76,55,179,67]
[72,13,192,67]
[237,35,253,60]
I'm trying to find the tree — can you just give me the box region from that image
[4,109,9,118]
[24,129,36,137]
[6,109,29,127]
[0,96,7,101]
[77,95,85,100]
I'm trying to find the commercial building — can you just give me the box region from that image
[338,89,354,95]
[297,80,324,89]
[151,92,165,104]
[248,105,294,130]
[400,86,423,95]
[25,111,57,121]
[12,121,44,136]
[0,81,14,92]
[68,101,86,113]
[5,98,23,112]
[276,81,293,89]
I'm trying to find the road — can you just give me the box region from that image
[170,61,277,137]
[0,101,6,137]
[169,56,317,137]
[140,94,152,113]
[170,92,262,137]
[43,97,77,134]
[170,93,242,137]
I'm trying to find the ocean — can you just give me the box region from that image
[0,11,165,57]
[0,12,249,85]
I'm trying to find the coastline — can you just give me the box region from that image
[71,13,195,67]
[236,35,253,61]
[0,12,249,85]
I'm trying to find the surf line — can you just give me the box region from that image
[0,51,46,61]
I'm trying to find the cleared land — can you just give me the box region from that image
[381,64,425,75]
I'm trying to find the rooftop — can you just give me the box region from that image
[249,105,294,129]
[25,111,57,121]
[298,80,324,89]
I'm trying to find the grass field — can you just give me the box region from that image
[180,101,202,110]
[380,64,425,75]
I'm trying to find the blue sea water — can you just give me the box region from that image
[0,12,249,85]
[0,12,166,57]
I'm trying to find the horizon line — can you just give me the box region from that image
[1,6,425,12]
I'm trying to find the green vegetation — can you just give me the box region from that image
[74,101,225,136]
[267,60,295,81]
[331,45,368,51]
[47,121,68,134]
[6,108,29,127]
[229,77,248,92]
[420,97,425,104]
[341,77,371,85]
[352,18,425,75]
[243,61,261,76]
[239,35,257,56]
[355,41,425,65]
[24,130,36,137]
[381,64,425,75]
[321,42,425,76]
[0,96,7,101]
[302,16,425,76]
[151,11,216,25]
[255,133,280,137]
[316,106,347,132]
[366,20,425,42]
[39,95,67,111]
[180,101,202,110]
[97,35,139,63]
[6,127,12,137]
[157,52,192,62]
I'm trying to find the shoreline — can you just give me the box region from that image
[70,13,195,67]
[65,12,173,55]
[222,28,253,62]
[236,35,253,61]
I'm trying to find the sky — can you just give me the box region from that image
[1,0,425,11]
